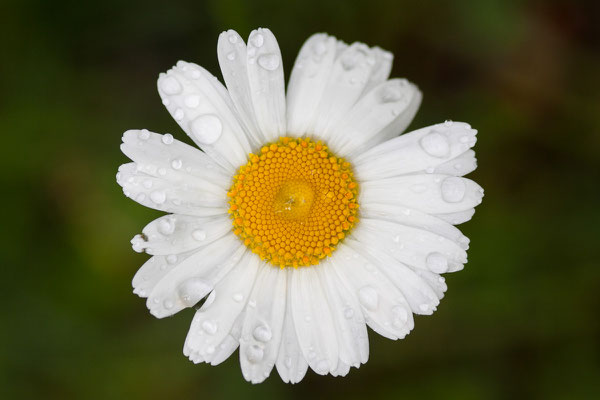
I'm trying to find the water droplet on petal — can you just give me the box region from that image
[150,191,166,204]
[184,95,200,108]
[192,229,206,241]
[202,320,218,335]
[441,177,466,203]
[171,159,182,170]
[420,131,450,158]
[358,286,379,311]
[246,344,264,363]
[228,34,238,44]
[226,51,236,61]
[250,33,264,47]
[379,85,404,103]
[190,114,222,144]
[173,108,184,121]
[257,54,280,71]
[160,76,182,94]
[163,299,174,309]
[253,324,272,342]
[166,254,178,264]
[178,278,211,307]
[161,134,174,145]
[139,129,150,140]
[444,119,453,127]
[158,218,175,235]
[232,293,244,302]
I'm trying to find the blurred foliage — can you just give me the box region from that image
[1,0,599,399]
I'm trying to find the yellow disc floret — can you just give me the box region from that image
[228,137,359,268]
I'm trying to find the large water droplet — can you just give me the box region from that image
[246,344,264,363]
[177,278,211,307]
[358,286,379,311]
[427,252,448,273]
[160,76,182,95]
[257,54,280,71]
[420,131,450,158]
[190,114,222,144]
[441,177,466,203]
[253,324,272,342]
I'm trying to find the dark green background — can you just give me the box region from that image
[2,0,599,398]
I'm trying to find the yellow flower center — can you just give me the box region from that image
[228,137,359,268]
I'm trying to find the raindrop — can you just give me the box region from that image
[184,95,200,108]
[160,76,182,95]
[250,33,264,47]
[246,344,264,363]
[226,52,236,61]
[192,230,207,241]
[420,131,450,158]
[257,54,280,71]
[358,286,379,311]
[171,159,182,170]
[139,129,150,140]
[161,134,174,145]
[173,108,184,121]
[178,278,211,307]
[190,114,223,144]
[163,299,174,309]
[150,191,166,204]
[202,320,218,335]
[441,177,466,203]
[232,293,244,302]
[253,324,272,342]
[228,34,238,44]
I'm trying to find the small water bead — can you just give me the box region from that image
[426,252,448,273]
[192,230,207,241]
[232,293,244,302]
[150,191,166,204]
[184,95,201,108]
[444,119,453,127]
[441,177,466,203]
[253,324,272,342]
[163,299,174,309]
[358,286,379,311]
[420,131,450,158]
[173,108,184,121]
[178,278,211,307]
[157,218,175,235]
[243,345,265,367]
[139,129,150,140]
[161,134,174,145]
[379,84,404,103]
[171,159,182,170]
[160,76,182,95]
[202,320,218,335]
[250,33,264,47]
[228,34,238,44]
[226,51,236,61]
[190,114,223,145]
[257,54,280,71]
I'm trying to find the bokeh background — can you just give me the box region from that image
[2,0,599,398]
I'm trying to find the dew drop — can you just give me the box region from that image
[202,320,218,335]
[160,76,182,95]
[184,95,200,108]
[192,229,207,241]
[420,131,450,158]
[177,278,211,307]
[226,52,236,61]
[250,33,264,47]
[441,177,466,203]
[173,108,184,121]
[158,218,175,235]
[161,134,174,145]
[232,293,244,302]
[150,191,166,204]
[253,324,272,342]
[379,84,404,103]
[139,129,150,140]
[358,286,379,311]
[257,54,280,71]
[171,159,182,170]
[228,34,238,44]
[190,114,222,144]
[246,344,264,363]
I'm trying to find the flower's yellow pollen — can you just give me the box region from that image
[228,137,359,268]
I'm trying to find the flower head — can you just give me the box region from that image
[117,28,483,384]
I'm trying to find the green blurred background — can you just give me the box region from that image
[2,0,599,398]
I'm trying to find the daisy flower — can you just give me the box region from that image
[117,28,483,384]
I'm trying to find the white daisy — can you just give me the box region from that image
[117,28,483,384]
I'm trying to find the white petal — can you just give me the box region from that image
[433,149,477,177]
[361,46,393,94]
[245,28,286,142]
[351,218,467,273]
[120,129,231,188]
[435,208,476,225]
[353,122,478,180]
[291,267,339,375]
[276,269,308,384]
[359,174,484,215]
[184,251,259,364]
[345,238,441,315]
[310,42,378,139]
[286,33,338,136]
[133,214,231,255]
[145,234,244,318]
[316,262,369,368]
[217,29,264,147]
[330,244,414,340]
[329,78,421,156]
[117,162,228,215]
[239,264,287,383]
[132,249,197,298]
[360,202,470,248]
[157,61,252,171]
